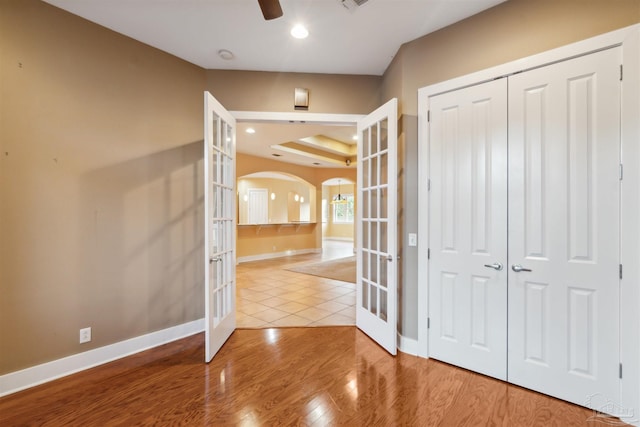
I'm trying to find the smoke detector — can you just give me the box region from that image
[338,0,369,11]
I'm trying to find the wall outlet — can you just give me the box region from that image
[79,327,92,344]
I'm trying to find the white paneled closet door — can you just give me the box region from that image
[428,79,508,380]
[508,47,621,408]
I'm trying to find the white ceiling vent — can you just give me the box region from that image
[338,0,370,11]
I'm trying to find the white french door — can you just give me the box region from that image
[204,91,236,363]
[356,98,398,355]
[508,47,621,407]
[428,79,508,380]
[427,47,622,408]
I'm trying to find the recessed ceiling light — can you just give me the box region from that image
[313,162,321,165]
[291,24,309,39]
[217,49,234,60]
[246,128,256,134]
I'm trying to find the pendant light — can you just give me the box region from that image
[331,179,347,205]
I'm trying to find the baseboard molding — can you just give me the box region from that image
[397,333,418,356]
[0,318,204,397]
[237,248,321,264]
[322,237,354,242]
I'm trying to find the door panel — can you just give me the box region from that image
[428,79,508,380]
[204,92,236,363]
[508,47,621,407]
[357,98,397,355]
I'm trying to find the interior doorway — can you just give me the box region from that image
[321,177,356,259]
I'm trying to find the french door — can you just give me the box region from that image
[428,47,622,408]
[204,92,236,363]
[356,98,398,355]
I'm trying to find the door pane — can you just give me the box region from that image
[363,249,369,280]
[371,124,378,156]
[380,289,388,321]
[371,155,378,187]
[363,158,370,188]
[371,221,378,251]
[363,128,370,158]
[371,188,378,218]
[363,190,369,218]
[380,153,388,185]
[370,253,378,283]
[380,259,387,289]
[380,221,387,253]
[362,280,369,309]
[380,188,387,219]
[380,118,388,151]
[362,221,369,249]
[370,285,378,315]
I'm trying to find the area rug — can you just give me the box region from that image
[287,256,356,284]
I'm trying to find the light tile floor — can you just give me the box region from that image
[236,240,355,328]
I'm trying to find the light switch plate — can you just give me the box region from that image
[408,233,417,247]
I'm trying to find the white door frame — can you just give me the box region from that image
[418,24,640,420]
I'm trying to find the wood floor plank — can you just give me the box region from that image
[0,327,628,426]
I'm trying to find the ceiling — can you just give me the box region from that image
[43,0,505,167]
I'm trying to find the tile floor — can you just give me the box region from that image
[236,240,356,328]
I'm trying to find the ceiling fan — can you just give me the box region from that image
[257,0,283,20]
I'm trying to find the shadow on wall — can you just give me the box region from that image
[77,140,205,343]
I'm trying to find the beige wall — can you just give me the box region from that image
[324,184,356,240]
[236,153,356,258]
[237,177,315,224]
[0,0,207,374]
[381,0,640,339]
[206,70,381,113]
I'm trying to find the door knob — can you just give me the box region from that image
[484,262,503,271]
[511,264,532,272]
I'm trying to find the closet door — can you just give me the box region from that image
[508,47,621,408]
[428,79,508,380]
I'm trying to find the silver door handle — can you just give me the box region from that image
[511,264,532,272]
[382,254,398,262]
[484,262,503,271]
[210,256,222,264]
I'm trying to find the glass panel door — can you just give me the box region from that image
[356,98,397,355]
[204,92,236,362]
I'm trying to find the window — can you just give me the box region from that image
[333,194,354,223]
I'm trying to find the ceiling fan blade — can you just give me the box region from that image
[257,0,283,20]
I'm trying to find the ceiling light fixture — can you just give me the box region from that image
[290,24,309,39]
[217,49,234,60]
[330,180,348,205]
[246,128,256,134]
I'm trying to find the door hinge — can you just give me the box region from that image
[619,264,623,279]
[427,110,431,122]
[427,317,430,329]
[620,164,623,181]
[427,179,431,191]
[620,363,623,379]
[427,248,431,260]
[620,64,623,81]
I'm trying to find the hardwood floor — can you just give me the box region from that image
[0,327,624,426]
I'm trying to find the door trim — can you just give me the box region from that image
[418,24,640,418]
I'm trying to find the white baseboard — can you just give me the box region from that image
[397,333,418,356]
[322,237,354,242]
[0,318,204,397]
[237,248,321,264]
